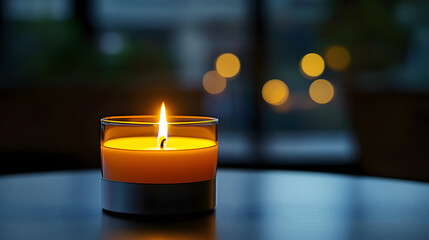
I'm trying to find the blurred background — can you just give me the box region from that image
[0,0,428,181]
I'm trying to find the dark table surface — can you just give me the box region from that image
[1,168,429,240]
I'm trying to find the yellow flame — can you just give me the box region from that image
[158,102,168,149]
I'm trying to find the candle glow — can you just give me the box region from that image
[101,105,218,183]
[100,108,219,214]
[158,102,168,149]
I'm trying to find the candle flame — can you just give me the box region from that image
[158,102,168,149]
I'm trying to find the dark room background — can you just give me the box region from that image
[0,0,428,181]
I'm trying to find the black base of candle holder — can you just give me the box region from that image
[101,178,216,215]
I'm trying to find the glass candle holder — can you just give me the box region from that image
[100,115,218,215]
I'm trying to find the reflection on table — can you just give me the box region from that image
[101,211,215,240]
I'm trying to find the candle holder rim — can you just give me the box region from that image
[101,115,218,126]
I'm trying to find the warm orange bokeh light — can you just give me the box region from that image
[262,79,289,105]
[309,79,334,104]
[215,53,240,78]
[325,46,350,71]
[203,70,227,94]
[158,102,168,149]
[301,53,325,78]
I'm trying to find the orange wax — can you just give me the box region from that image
[101,137,218,184]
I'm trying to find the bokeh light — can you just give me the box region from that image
[309,79,334,104]
[215,53,240,78]
[300,53,325,78]
[325,46,350,71]
[203,70,227,94]
[99,32,124,55]
[262,79,289,105]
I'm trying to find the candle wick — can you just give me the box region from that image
[160,138,166,150]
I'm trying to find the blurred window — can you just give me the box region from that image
[3,0,427,167]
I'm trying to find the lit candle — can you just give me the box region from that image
[100,103,218,215]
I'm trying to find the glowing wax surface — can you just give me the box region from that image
[101,137,218,183]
